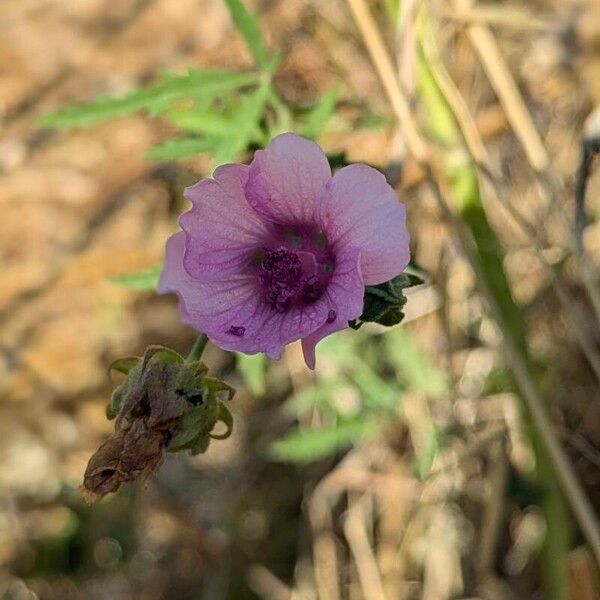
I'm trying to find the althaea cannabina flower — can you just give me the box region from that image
[159,133,410,368]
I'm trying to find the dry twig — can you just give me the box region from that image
[344,496,387,600]
[454,0,600,323]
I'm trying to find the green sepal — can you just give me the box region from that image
[108,357,140,376]
[167,393,219,451]
[210,402,234,440]
[147,346,185,364]
[188,434,211,456]
[349,271,424,330]
[205,377,236,401]
[107,357,143,419]
[103,344,237,462]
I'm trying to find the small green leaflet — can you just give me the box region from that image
[210,82,271,164]
[270,416,381,463]
[301,86,339,139]
[39,69,260,129]
[282,380,345,418]
[144,138,214,161]
[383,0,400,23]
[236,353,266,396]
[148,82,271,163]
[384,328,447,398]
[223,0,271,69]
[109,264,162,291]
[166,108,242,137]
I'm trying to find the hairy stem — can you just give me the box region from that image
[187,333,209,362]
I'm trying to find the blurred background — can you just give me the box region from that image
[1,0,600,598]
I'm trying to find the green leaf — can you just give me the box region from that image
[210,82,271,164]
[383,0,400,23]
[165,108,241,137]
[413,426,444,480]
[348,363,398,411]
[145,138,214,160]
[301,86,339,139]
[270,417,381,463]
[384,328,447,397]
[39,69,260,129]
[266,88,293,137]
[109,264,162,291]
[223,0,271,69]
[283,380,345,418]
[357,110,391,130]
[236,353,266,395]
[318,330,399,411]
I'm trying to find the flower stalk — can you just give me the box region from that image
[187,333,209,362]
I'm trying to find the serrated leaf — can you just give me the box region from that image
[109,264,162,291]
[270,417,380,463]
[39,69,259,129]
[166,108,241,137]
[145,138,214,160]
[211,82,271,164]
[236,353,266,395]
[301,86,339,139]
[223,0,271,69]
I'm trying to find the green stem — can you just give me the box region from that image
[187,333,209,362]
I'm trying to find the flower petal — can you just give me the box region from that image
[159,232,336,359]
[245,132,331,225]
[158,231,197,324]
[301,247,364,369]
[180,163,270,280]
[315,164,410,286]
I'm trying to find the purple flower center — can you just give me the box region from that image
[260,248,304,312]
[259,241,333,313]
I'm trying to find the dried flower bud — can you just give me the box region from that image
[81,345,234,504]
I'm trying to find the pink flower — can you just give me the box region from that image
[159,133,410,368]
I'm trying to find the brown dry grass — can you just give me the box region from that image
[0,0,599,599]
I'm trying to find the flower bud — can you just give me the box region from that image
[349,271,424,330]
